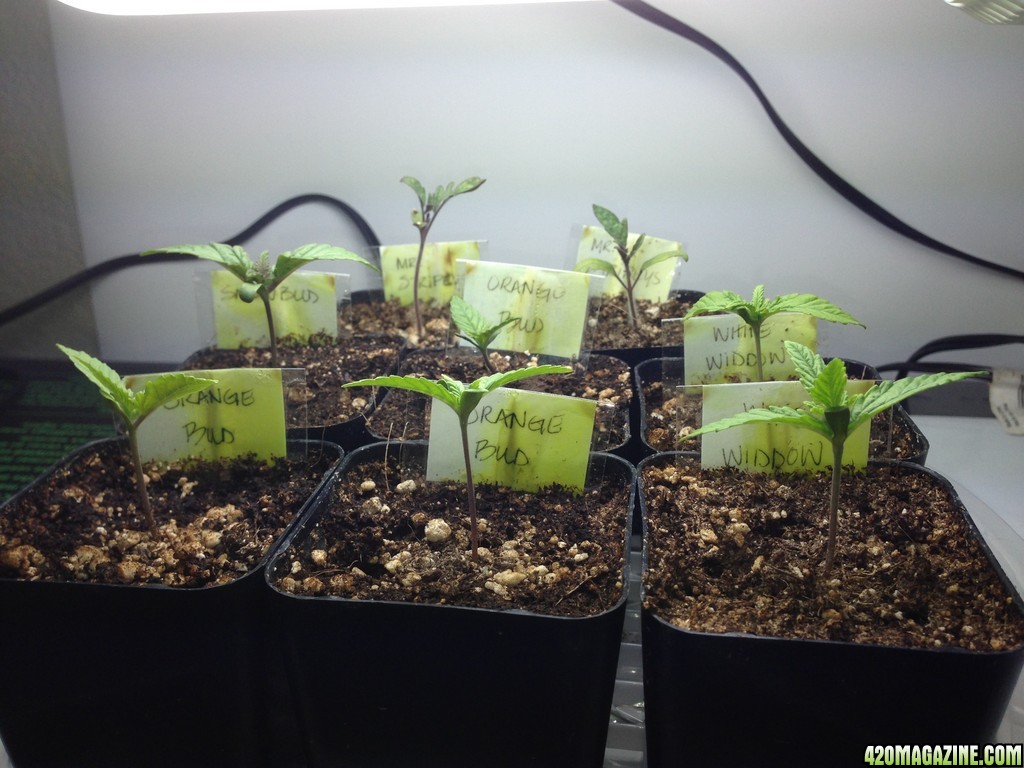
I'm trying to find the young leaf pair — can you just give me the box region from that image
[682,285,864,382]
[56,345,217,532]
[401,176,486,339]
[142,242,379,366]
[344,363,571,559]
[686,340,983,573]
[575,204,688,329]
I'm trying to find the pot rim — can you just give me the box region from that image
[265,440,636,620]
[0,436,343,593]
[637,449,1024,656]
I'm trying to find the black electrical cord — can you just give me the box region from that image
[876,333,1023,380]
[0,193,380,328]
[610,0,1024,285]
[4,3,1022,332]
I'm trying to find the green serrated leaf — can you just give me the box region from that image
[634,249,687,277]
[807,357,850,410]
[449,295,486,336]
[134,373,218,424]
[784,340,824,391]
[472,364,572,394]
[752,284,769,308]
[344,374,462,414]
[770,293,864,327]
[628,233,646,260]
[142,243,253,283]
[454,176,486,196]
[592,204,628,247]
[400,176,428,207]
[681,290,748,321]
[685,405,831,442]
[345,364,571,428]
[272,243,379,285]
[848,370,984,432]
[57,345,216,428]
[574,257,620,276]
[57,344,137,421]
[450,296,520,351]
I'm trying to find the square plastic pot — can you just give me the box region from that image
[265,441,635,768]
[637,451,1024,768]
[0,438,342,768]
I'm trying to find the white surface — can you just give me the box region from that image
[913,415,1024,744]
[39,0,1024,366]
[914,416,1023,543]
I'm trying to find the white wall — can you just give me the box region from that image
[47,0,1024,369]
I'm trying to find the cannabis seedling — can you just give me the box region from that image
[685,340,983,574]
[401,176,486,339]
[57,344,217,533]
[142,242,379,366]
[344,364,571,558]
[449,295,520,374]
[575,204,688,329]
[682,285,864,382]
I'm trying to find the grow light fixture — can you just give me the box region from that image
[945,0,1024,23]
[54,0,596,14]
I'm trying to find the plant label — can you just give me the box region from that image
[124,368,289,462]
[576,225,682,302]
[426,388,597,493]
[699,380,873,473]
[211,271,343,348]
[990,368,1024,435]
[457,259,596,360]
[379,241,481,307]
[683,313,818,385]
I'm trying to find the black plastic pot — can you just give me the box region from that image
[0,438,342,768]
[266,441,635,768]
[634,356,930,464]
[637,452,1024,768]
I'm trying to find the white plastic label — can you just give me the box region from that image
[989,369,1024,435]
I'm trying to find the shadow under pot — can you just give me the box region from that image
[180,332,405,453]
[365,346,634,454]
[634,356,930,465]
[637,451,1024,768]
[266,441,635,768]
[0,437,342,768]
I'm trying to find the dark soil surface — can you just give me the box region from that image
[340,297,452,349]
[271,451,631,617]
[0,440,338,587]
[181,333,404,429]
[641,455,1024,651]
[586,293,698,351]
[340,293,700,354]
[365,348,632,451]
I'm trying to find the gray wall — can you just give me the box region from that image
[0,0,96,359]
[8,0,1024,368]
